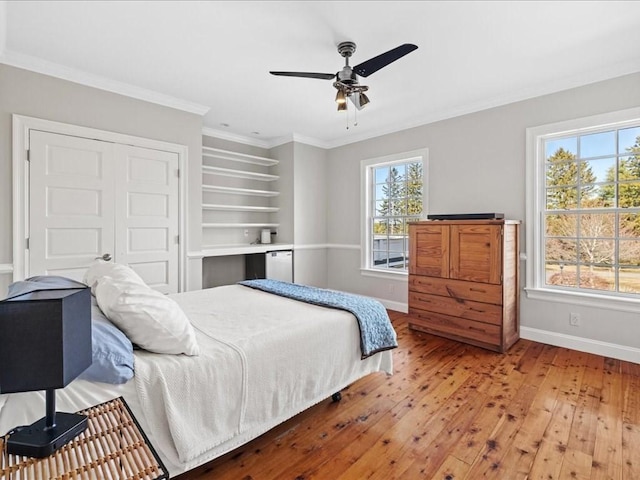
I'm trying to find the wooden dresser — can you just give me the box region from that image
[408,219,520,352]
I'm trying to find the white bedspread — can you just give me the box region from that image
[0,284,393,476]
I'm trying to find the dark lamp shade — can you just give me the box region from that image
[0,287,92,394]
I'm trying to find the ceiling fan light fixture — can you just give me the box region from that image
[358,92,370,108]
[335,88,346,105]
[337,101,347,111]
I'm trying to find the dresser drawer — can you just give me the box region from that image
[409,291,502,326]
[409,308,501,348]
[409,275,503,305]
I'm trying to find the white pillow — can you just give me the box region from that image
[95,276,199,356]
[83,261,146,295]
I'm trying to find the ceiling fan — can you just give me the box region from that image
[270,42,418,111]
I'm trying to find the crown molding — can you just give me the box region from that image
[0,49,210,116]
[201,128,331,151]
[201,127,272,148]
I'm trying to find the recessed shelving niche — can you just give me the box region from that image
[201,145,280,248]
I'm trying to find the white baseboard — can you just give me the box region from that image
[376,298,408,313]
[521,326,640,364]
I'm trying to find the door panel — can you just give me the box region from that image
[114,144,179,293]
[29,131,115,281]
[409,223,450,277]
[450,225,502,284]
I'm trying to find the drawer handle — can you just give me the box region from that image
[468,325,486,332]
[469,308,485,313]
[445,286,465,304]
[470,288,486,293]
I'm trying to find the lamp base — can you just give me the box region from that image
[6,412,88,458]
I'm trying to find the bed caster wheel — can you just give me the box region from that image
[331,392,342,403]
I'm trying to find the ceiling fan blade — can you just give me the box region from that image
[269,71,336,80]
[353,44,418,77]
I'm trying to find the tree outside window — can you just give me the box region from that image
[544,126,640,295]
[371,160,423,271]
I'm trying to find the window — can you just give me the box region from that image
[526,108,640,309]
[361,149,427,274]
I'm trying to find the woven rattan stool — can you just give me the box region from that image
[1,396,168,480]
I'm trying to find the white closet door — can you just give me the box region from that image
[114,144,179,294]
[29,132,180,293]
[29,130,116,281]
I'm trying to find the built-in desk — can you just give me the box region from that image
[201,243,293,257]
[199,244,294,287]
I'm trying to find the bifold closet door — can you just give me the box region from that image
[28,131,179,293]
[113,144,179,294]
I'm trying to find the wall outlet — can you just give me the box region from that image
[569,312,580,326]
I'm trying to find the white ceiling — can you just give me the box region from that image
[2,1,640,148]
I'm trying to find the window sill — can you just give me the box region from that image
[525,286,640,314]
[360,268,408,281]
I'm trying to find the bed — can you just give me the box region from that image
[0,266,395,477]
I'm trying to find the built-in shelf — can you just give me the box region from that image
[202,185,280,197]
[202,203,280,213]
[202,223,280,229]
[202,147,279,167]
[201,140,281,251]
[202,165,279,182]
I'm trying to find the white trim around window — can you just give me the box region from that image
[360,148,428,278]
[525,107,640,313]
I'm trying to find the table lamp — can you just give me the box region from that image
[0,287,92,457]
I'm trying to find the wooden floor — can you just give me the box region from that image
[176,311,640,480]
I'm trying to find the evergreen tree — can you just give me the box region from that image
[545,147,596,209]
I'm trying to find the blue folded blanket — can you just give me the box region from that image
[238,279,397,359]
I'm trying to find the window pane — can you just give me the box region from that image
[373,218,388,235]
[619,266,640,294]
[546,162,577,186]
[388,252,405,269]
[393,164,406,178]
[619,240,640,265]
[547,186,578,210]
[578,239,614,264]
[375,200,388,215]
[546,137,577,159]
[372,251,388,268]
[577,266,614,291]
[583,157,615,183]
[619,213,640,238]
[545,238,577,263]
[578,213,615,237]
[619,126,640,152]
[619,156,640,181]
[546,213,577,237]
[546,263,577,287]
[375,184,386,200]
[580,131,616,158]
[375,167,388,184]
[618,181,640,207]
[579,184,614,208]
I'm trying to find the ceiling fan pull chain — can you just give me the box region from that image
[354,100,358,127]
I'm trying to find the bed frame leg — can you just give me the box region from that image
[331,392,342,403]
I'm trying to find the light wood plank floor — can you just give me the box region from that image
[177,311,640,480]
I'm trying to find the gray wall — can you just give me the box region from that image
[0,64,203,293]
[326,72,640,351]
[2,62,639,355]
[292,142,328,287]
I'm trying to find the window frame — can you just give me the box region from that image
[360,148,428,278]
[525,107,640,313]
